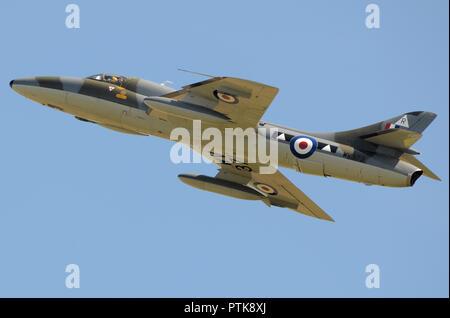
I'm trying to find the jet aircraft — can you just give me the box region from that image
[9,73,440,221]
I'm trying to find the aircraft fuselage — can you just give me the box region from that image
[10,75,422,188]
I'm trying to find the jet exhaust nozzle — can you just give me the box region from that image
[410,170,423,186]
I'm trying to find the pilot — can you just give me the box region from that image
[103,74,126,87]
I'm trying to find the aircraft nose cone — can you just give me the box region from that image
[11,77,39,87]
[9,77,39,95]
[11,76,68,106]
[10,77,42,102]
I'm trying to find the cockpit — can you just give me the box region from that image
[87,73,128,86]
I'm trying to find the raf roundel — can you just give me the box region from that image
[213,90,239,104]
[290,135,317,159]
[254,182,278,195]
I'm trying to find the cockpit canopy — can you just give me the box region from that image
[87,73,128,85]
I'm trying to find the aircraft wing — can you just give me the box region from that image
[214,162,335,222]
[162,77,279,128]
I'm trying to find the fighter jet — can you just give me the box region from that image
[9,73,440,221]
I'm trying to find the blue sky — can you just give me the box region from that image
[0,0,448,297]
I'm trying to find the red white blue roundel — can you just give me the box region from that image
[213,90,239,104]
[254,182,278,195]
[290,136,317,159]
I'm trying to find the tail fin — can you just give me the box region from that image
[382,111,437,134]
[334,111,437,151]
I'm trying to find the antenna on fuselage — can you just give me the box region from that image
[177,68,215,78]
[160,80,174,86]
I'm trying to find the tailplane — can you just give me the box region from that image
[400,153,441,181]
[332,111,440,182]
[334,111,437,151]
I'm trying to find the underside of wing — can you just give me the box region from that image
[161,76,279,128]
[246,168,334,222]
[179,161,334,222]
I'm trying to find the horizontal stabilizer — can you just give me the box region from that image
[333,111,437,152]
[400,154,441,181]
[361,128,422,149]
